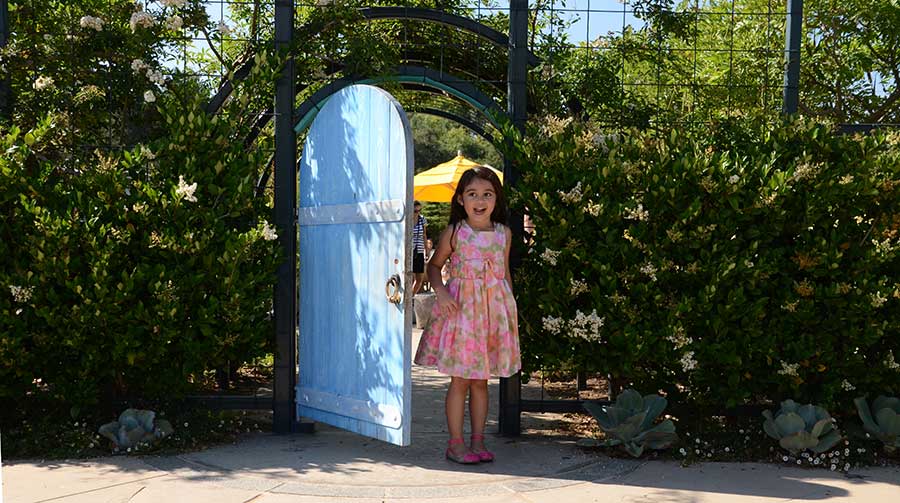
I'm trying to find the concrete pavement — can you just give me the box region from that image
[4,330,899,502]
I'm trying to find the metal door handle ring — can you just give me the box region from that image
[385,274,402,304]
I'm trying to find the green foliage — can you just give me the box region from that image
[505,115,900,408]
[0,52,283,413]
[583,388,679,457]
[855,395,900,453]
[2,0,215,159]
[410,114,502,174]
[762,399,842,454]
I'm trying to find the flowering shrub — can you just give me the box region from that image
[507,116,900,408]
[0,0,284,411]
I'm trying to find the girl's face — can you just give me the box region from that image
[457,177,496,225]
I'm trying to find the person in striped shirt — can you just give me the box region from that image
[411,200,428,295]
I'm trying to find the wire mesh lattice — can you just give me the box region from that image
[4,1,898,159]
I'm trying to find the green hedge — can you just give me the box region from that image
[1,75,281,415]
[508,117,900,408]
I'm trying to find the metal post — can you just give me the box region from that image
[782,0,802,115]
[273,0,297,434]
[499,0,528,437]
[0,0,10,120]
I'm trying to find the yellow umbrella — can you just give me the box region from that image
[413,153,503,202]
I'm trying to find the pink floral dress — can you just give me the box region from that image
[414,220,521,379]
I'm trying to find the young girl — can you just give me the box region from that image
[414,166,521,464]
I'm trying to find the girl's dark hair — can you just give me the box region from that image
[448,166,508,227]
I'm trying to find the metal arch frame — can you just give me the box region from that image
[273,3,530,435]
[207,7,539,117]
[0,0,9,119]
[358,7,540,67]
[293,66,504,134]
[252,86,495,196]
[408,107,493,143]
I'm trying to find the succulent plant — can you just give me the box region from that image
[98,408,174,450]
[762,400,842,454]
[583,389,679,458]
[854,395,900,453]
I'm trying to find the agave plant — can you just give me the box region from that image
[583,389,679,458]
[854,395,900,453]
[762,400,842,454]
[98,408,174,450]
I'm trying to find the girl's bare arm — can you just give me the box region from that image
[504,226,514,294]
[428,225,459,313]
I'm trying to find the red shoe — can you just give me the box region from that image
[470,434,494,462]
[446,438,480,464]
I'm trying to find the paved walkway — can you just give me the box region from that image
[4,330,899,502]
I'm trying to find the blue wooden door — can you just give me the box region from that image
[296,85,414,446]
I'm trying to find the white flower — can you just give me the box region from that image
[582,201,602,217]
[680,351,697,372]
[558,182,583,204]
[9,285,34,303]
[841,379,855,392]
[790,161,822,183]
[165,15,183,31]
[666,326,692,349]
[131,59,150,73]
[79,15,105,31]
[839,174,854,185]
[870,291,887,308]
[32,76,54,91]
[884,351,900,371]
[540,115,572,137]
[624,203,649,221]
[160,0,187,7]
[640,262,657,281]
[261,221,278,241]
[146,69,165,86]
[175,175,197,203]
[540,248,560,266]
[728,175,740,184]
[569,278,589,296]
[593,133,619,150]
[217,20,233,36]
[130,11,154,32]
[143,90,156,103]
[777,361,800,378]
[139,145,156,160]
[542,315,564,335]
[569,309,605,342]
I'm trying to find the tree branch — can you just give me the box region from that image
[864,87,900,124]
[199,26,230,75]
[250,0,260,42]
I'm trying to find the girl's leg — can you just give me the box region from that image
[468,379,489,451]
[446,377,471,456]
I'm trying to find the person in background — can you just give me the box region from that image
[422,239,434,292]
[411,201,428,295]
